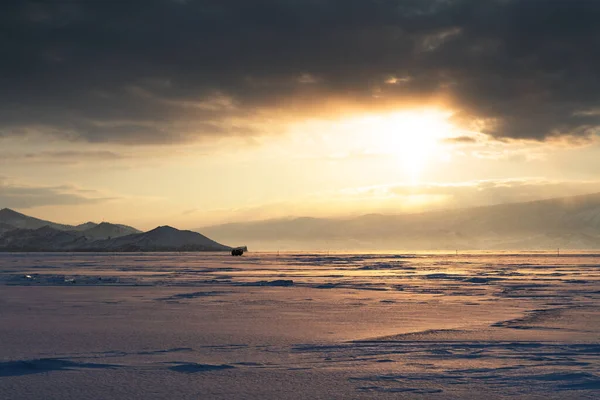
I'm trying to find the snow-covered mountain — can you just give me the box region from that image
[0,208,73,231]
[0,222,18,236]
[73,222,99,231]
[83,226,231,252]
[0,209,231,252]
[0,226,88,251]
[80,222,140,240]
[199,192,600,250]
[0,208,140,240]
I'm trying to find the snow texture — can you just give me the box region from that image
[0,251,598,399]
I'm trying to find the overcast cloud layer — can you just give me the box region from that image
[2,0,600,144]
[0,176,115,208]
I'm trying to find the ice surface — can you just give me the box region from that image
[0,251,598,399]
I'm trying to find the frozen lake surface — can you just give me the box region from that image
[1,252,599,399]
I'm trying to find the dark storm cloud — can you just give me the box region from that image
[1,0,599,144]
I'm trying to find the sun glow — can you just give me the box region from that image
[272,108,457,189]
[343,109,455,181]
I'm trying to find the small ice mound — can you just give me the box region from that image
[490,307,565,329]
[424,273,462,280]
[564,279,590,284]
[350,375,443,394]
[557,373,600,390]
[315,283,339,289]
[358,328,465,342]
[0,359,76,376]
[233,362,264,366]
[357,262,410,270]
[0,358,118,377]
[529,372,600,391]
[6,274,130,286]
[243,280,294,287]
[463,277,491,284]
[157,291,226,301]
[169,363,235,373]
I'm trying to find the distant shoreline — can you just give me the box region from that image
[0,249,232,253]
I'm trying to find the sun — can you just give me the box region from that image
[281,108,455,184]
[348,109,454,181]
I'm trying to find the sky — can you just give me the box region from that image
[2,0,600,231]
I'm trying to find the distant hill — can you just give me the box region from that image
[0,208,140,240]
[83,226,231,252]
[81,222,140,240]
[73,222,99,231]
[0,209,232,252]
[0,222,17,236]
[198,192,600,250]
[0,226,88,251]
[0,208,73,231]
